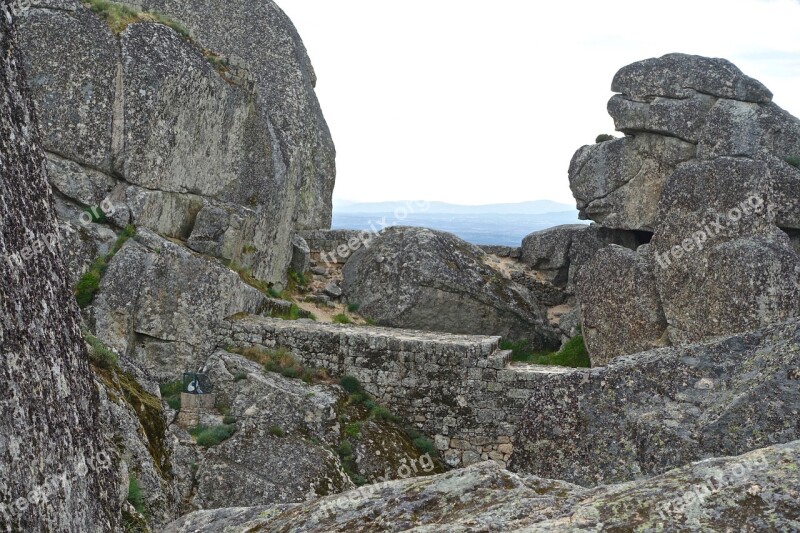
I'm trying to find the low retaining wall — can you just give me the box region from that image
[216,315,566,467]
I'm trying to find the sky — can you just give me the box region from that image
[279,0,800,206]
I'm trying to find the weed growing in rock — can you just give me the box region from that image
[159,380,183,410]
[344,422,362,438]
[332,313,352,324]
[412,436,437,455]
[127,473,145,515]
[233,372,248,382]
[786,156,800,169]
[74,225,135,308]
[82,329,119,369]
[189,424,236,447]
[83,0,190,39]
[288,269,309,290]
[269,426,286,438]
[339,375,362,394]
[347,302,361,313]
[503,335,590,367]
[231,346,328,384]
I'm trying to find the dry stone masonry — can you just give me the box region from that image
[217,315,569,468]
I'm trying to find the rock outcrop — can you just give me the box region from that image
[91,229,270,380]
[510,318,800,486]
[164,440,800,532]
[342,226,559,348]
[17,0,335,286]
[0,6,121,529]
[569,53,800,362]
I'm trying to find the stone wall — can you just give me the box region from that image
[217,315,562,467]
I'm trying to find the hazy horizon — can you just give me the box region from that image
[280,0,800,206]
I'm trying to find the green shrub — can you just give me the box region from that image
[281,366,300,379]
[75,271,101,308]
[189,424,236,447]
[83,0,139,34]
[363,399,376,411]
[233,372,248,382]
[127,474,145,515]
[370,406,393,421]
[74,226,135,308]
[337,440,353,457]
[148,11,190,38]
[159,380,183,410]
[332,313,352,325]
[269,426,286,438]
[288,269,308,289]
[344,422,362,438]
[595,134,615,143]
[339,375,362,394]
[412,436,437,455]
[347,303,360,313]
[82,329,119,369]
[232,346,327,384]
[223,415,237,425]
[786,156,800,169]
[506,335,591,368]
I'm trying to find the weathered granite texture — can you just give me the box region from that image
[17,0,335,286]
[218,316,569,468]
[163,441,800,532]
[0,6,121,529]
[576,245,668,366]
[342,226,559,348]
[569,54,800,362]
[509,319,800,486]
[141,0,335,230]
[92,229,270,380]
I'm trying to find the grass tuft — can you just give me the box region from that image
[82,329,119,369]
[127,474,145,515]
[159,380,183,410]
[503,335,590,368]
[332,313,352,325]
[189,424,236,447]
[74,225,135,308]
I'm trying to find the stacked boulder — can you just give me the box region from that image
[569,53,800,365]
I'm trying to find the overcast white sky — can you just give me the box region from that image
[279,0,800,206]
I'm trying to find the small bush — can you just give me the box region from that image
[75,271,101,308]
[83,0,139,34]
[595,134,615,143]
[332,313,352,325]
[363,399,376,411]
[370,406,394,421]
[337,440,353,457]
[222,415,237,425]
[159,380,184,410]
[269,426,286,438]
[233,372,248,382]
[232,346,327,384]
[281,366,300,379]
[127,474,145,515]
[786,156,800,169]
[189,424,236,447]
[412,436,437,455]
[507,335,590,368]
[288,269,308,289]
[82,329,119,369]
[339,375,362,394]
[344,422,362,438]
[347,303,360,313]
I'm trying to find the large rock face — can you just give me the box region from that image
[342,227,559,348]
[92,230,270,380]
[17,0,335,286]
[569,54,800,363]
[164,441,800,532]
[509,319,800,486]
[0,7,121,530]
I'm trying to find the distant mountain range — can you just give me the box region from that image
[332,199,586,247]
[333,199,576,215]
